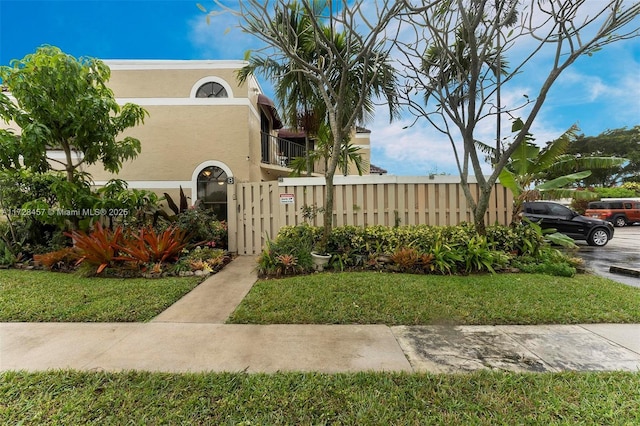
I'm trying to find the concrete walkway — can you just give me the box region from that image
[2,256,639,373]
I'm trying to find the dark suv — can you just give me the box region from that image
[522,201,614,246]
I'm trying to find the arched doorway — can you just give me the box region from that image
[196,165,228,221]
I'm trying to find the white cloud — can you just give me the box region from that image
[188,8,260,60]
[370,117,460,175]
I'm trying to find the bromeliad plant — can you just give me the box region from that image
[66,223,124,274]
[116,226,190,265]
[66,223,191,275]
[33,247,81,272]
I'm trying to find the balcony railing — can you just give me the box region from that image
[261,132,310,169]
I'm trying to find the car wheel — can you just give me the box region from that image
[613,216,627,227]
[587,228,610,246]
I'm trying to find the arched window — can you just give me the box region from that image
[195,81,228,98]
[196,166,228,221]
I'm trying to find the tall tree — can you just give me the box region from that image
[0,46,147,184]
[397,0,640,233]
[203,0,401,250]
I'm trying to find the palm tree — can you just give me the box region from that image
[237,0,399,251]
[238,2,325,176]
[288,121,364,177]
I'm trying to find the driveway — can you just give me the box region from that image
[574,225,640,288]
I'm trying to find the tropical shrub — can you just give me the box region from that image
[462,235,508,274]
[593,186,639,199]
[0,170,70,255]
[66,223,125,274]
[172,205,228,249]
[0,238,18,267]
[94,179,165,228]
[271,224,317,271]
[117,226,189,265]
[257,222,571,277]
[510,247,578,277]
[427,239,464,275]
[207,220,228,249]
[33,247,81,272]
[486,223,545,257]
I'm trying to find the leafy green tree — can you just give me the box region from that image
[0,45,147,184]
[0,46,148,231]
[211,0,401,251]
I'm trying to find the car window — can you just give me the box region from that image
[624,203,632,209]
[548,203,571,216]
[527,204,548,214]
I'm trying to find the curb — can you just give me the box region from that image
[609,265,640,278]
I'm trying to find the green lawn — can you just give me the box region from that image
[2,370,639,424]
[0,269,202,322]
[229,272,640,325]
[2,269,639,325]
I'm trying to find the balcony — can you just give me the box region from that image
[261,131,315,172]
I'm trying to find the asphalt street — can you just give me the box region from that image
[574,225,640,288]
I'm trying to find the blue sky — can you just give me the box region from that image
[1,0,639,176]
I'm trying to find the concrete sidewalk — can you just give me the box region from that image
[2,256,639,373]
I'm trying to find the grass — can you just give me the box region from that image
[0,269,202,322]
[2,370,639,424]
[2,269,639,325]
[229,272,640,325]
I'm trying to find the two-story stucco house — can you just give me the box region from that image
[1,59,373,223]
[85,60,373,221]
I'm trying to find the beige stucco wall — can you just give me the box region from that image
[104,61,252,99]
[86,104,254,183]
[81,61,271,190]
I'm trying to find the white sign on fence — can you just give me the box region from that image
[279,193,295,204]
